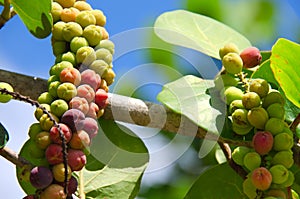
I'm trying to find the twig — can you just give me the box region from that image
[290,113,300,133]
[0,146,31,167]
[0,0,17,29]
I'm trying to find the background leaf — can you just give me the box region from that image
[0,122,9,148]
[270,38,300,108]
[184,163,245,199]
[84,119,149,199]
[154,10,251,59]
[11,0,52,38]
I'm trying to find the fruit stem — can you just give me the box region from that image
[79,170,85,199]
[0,0,16,29]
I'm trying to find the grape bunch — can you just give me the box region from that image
[22,0,115,198]
[215,44,298,199]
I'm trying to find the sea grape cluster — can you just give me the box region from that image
[216,43,297,199]
[22,0,115,198]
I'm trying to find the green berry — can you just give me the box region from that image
[52,41,68,56]
[57,82,77,101]
[37,92,53,104]
[222,52,243,74]
[74,1,92,11]
[28,123,42,139]
[262,91,285,109]
[272,150,294,169]
[70,36,89,53]
[267,103,285,119]
[242,178,257,199]
[281,170,294,187]
[232,123,253,135]
[51,2,63,23]
[269,164,289,184]
[53,0,75,8]
[220,86,243,105]
[232,109,250,127]
[273,133,293,151]
[89,59,108,76]
[219,43,239,59]
[243,152,261,171]
[229,99,244,114]
[83,25,102,46]
[232,146,251,166]
[95,48,113,64]
[60,51,77,66]
[48,81,61,98]
[76,11,96,28]
[91,9,106,26]
[0,82,13,103]
[95,39,115,54]
[47,75,60,86]
[247,107,269,129]
[265,118,286,136]
[242,92,261,110]
[62,22,83,42]
[52,21,66,41]
[49,61,73,76]
[50,99,69,117]
[34,104,50,121]
[249,78,269,98]
[76,46,96,66]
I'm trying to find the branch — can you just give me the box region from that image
[0,0,17,29]
[0,146,31,167]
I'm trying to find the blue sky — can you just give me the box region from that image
[0,1,300,198]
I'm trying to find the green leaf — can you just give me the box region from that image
[154,10,251,59]
[0,122,9,148]
[157,75,226,157]
[16,139,49,195]
[184,163,245,199]
[0,0,4,5]
[270,38,300,108]
[11,0,52,38]
[84,119,149,199]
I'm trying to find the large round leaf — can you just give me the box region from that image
[154,10,251,59]
[0,122,9,148]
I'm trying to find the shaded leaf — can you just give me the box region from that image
[11,0,52,38]
[270,38,300,108]
[0,122,9,148]
[184,163,245,199]
[84,119,149,198]
[154,10,251,59]
[157,75,226,157]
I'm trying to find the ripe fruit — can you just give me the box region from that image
[240,47,262,68]
[272,150,294,169]
[251,167,272,191]
[60,67,81,86]
[242,92,261,110]
[267,103,285,119]
[247,107,269,129]
[52,163,72,182]
[77,84,95,103]
[243,152,261,171]
[80,69,101,91]
[39,184,67,199]
[222,52,243,74]
[61,109,85,132]
[57,82,77,101]
[220,86,243,105]
[30,166,53,189]
[273,133,293,151]
[95,88,108,108]
[45,144,64,165]
[69,130,91,149]
[252,131,273,155]
[69,96,89,114]
[219,43,239,59]
[269,164,289,184]
[67,149,87,171]
[49,123,72,144]
[58,175,78,196]
[249,78,269,98]
[60,7,79,22]
[86,102,99,119]
[81,117,99,139]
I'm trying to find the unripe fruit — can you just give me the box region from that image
[38,92,54,104]
[54,0,75,8]
[269,164,289,184]
[95,48,113,64]
[76,46,96,66]
[76,11,96,28]
[252,131,273,155]
[232,146,251,166]
[51,2,63,23]
[35,131,51,150]
[265,118,285,135]
[83,25,102,46]
[52,163,72,182]
[249,78,269,98]
[48,75,60,86]
[251,167,272,191]
[28,123,42,139]
[48,81,61,98]
[70,36,89,53]
[222,52,243,74]
[214,73,238,91]
[272,150,294,169]
[91,9,106,26]
[232,123,253,135]
[60,7,80,22]
[267,103,285,119]
[95,39,115,54]
[266,189,287,199]
[273,133,293,151]
[45,144,64,165]
[242,92,261,110]
[52,21,66,41]
[240,47,262,68]
[229,100,244,114]
[39,113,59,131]
[52,41,68,56]
[247,107,269,129]
[89,59,109,76]
[242,177,257,199]
[39,184,67,199]
[29,166,53,189]
[57,82,77,101]
[60,67,81,86]
[262,91,285,109]
[58,51,77,66]
[74,1,92,11]
[232,109,250,127]
[50,99,69,117]
[49,123,72,144]
[34,104,51,121]
[50,61,73,77]
[219,43,239,59]
[243,152,261,171]
[220,86,243,105]
[28,140,45,158]
[281,170,294,187]
[62,22,83,42]
[67,149,87,171]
